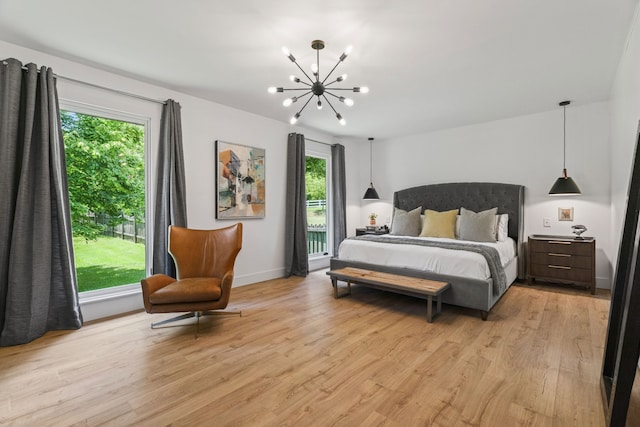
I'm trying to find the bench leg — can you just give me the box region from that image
[426,294,444,323]
[426,295,433,323]
[331,278,352,298]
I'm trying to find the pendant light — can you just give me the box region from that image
[363,137,380,200]
[549,100,581,195]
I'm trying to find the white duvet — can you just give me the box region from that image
[337,235,517,281]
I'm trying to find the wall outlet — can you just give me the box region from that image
[543,217,551,227]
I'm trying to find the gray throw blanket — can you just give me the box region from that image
[351,235,508,295]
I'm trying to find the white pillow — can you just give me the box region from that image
[496,214,508,241]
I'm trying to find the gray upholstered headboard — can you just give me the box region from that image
[393,182,525,278]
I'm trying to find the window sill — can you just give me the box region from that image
[79,283,141,304]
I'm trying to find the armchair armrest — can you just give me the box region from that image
[141,274,176,312]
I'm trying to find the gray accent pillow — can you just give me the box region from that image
[459,207,498,242]
[390,206,422,236]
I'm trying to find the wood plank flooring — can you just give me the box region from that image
[0,270,638,426]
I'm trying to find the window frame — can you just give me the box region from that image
[59,99,153,298]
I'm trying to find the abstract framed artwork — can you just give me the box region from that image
[558,207,574,221]
[215,140,265,219]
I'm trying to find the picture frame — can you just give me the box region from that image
[558,207,574,221]
[215,140,265,219]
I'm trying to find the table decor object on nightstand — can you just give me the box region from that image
[355,225,389,236]
[527,234,595,294]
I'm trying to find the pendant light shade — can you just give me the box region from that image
[549,100,581,196]
[363,186,380,200]
[363,137,380,200]
[549,169,582,195]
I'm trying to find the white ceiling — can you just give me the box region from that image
[0,0,637,139]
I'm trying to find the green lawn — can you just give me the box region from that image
[73,236,146,292]
[307,207,326,226]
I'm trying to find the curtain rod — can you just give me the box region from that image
[305,137,335,147]
[57,74,167,105]
[3,60,167,105]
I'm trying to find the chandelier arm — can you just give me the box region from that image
[292,80,312,87]
[329,88,360,91]
[292,60,315,84]
[322,94,339,115]
[321,59,344,85]
[316,47,320,82]
[281,88,314,91]
[324,91,341,100]
[295,93,314,116]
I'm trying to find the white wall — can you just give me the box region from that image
[610,4,640,267]
[1,40,336,320]
[359,102,613,289]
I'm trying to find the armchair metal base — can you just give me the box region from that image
[151,310,242,338]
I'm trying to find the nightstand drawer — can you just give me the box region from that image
[529,239,592,256]
[529,263,593,283]
[529,252,592,269]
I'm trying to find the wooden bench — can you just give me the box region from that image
[326,267,451,323]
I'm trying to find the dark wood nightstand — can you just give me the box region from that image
[527,234,596,294]
[355,227,389,236]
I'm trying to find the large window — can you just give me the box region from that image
[305,141,332,260]
[306,155,327,256]
[61,108,147,293]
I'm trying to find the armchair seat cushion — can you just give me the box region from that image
[149,278,223,304]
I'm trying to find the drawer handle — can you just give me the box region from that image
[548,253,571,257]
[548,265,571,270]
[549,241,571,245]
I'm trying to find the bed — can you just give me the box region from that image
[330,182,525,319]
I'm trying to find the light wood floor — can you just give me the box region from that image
[1,270,638,426]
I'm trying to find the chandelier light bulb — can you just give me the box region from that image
[337,113,346,126]
[268,86,277,94]
[281,46,290,56]
[290,113,300,125]
[344,97,354,107]
[283,96,298,107]
[317,99,323,110]
[340,45,353,61]
[311,63,318,74]
[337,74,347,82]
[360,86,369,94]
[289,75,300,83]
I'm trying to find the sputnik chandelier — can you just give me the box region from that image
[268,39,369,126]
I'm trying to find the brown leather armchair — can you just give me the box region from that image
[141,223,243,334]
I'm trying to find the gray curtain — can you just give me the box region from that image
[152,99,187,277]
[284,133,309,277]
[0,58,82,346]
[331,144,347,256]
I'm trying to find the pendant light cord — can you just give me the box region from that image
[563,103,566,170]
[369,139,373,184]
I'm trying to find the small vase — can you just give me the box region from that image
[369,219,376,226]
